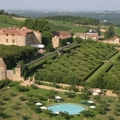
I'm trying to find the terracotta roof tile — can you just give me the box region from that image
[52,31,72,39]
[0,27,33,36]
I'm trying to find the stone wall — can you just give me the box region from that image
[32,31,42,44]
[52,37,60,48]
[7,69,24,81]
[0,67,7,80]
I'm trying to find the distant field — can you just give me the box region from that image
[0,15,21,27]
[1,15,119,35]
[114,27,120,35]
[12,16,26,21]
[48,20,87,33]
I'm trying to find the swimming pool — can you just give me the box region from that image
[47,103,86,115]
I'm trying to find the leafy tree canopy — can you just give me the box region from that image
[105,24,115,39]
[20,18,50,33]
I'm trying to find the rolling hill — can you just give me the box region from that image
[0,15,22,27]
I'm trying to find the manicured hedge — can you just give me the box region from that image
[24,54,58,77]
[82,62,104,81]
[63,44,80,53]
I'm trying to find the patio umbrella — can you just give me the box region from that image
[35,102,42,106]
[55,111,60,114]
[55,96,62,99]
[88,101,94,104]
[90,106,96,108]
[40,106,47,110]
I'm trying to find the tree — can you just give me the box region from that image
[46,90,57,99]
[21,18,54,52]
[81,110,95,117]
[73,37,82,43]
[105,24,115,39]
[20,18,50,33]
[4,19,7,24]
[96,26,100,36]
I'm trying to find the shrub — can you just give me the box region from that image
[32,106,42,113]
[0,101,6,105]
[2,96,11,101]
[65,92,75,98]
[0,80,11,89]
[12,105,21,110]
[113,111,120,116]
[107,116,115,120]
[10,92,17,97]
[22,115,30,120]
[17,86,30,92]
[19,96,28,101]
[9,81,20,87]
[31,84,38,89]
[81,110,95,117]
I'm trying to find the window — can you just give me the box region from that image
[6,34,8,36]
[12,39,15,43]
[12,34,14,36]
[6,39,8,42]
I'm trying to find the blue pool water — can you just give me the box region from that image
[48,103,86,115]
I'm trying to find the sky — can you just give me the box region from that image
[0,0,120,11]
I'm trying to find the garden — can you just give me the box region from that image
[35,40,117,86]
[0,81,120,120]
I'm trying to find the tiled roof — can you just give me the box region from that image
[0,27,33,36]
[16,62,21,68]
[110,36,119,41]
[52,31,72,39]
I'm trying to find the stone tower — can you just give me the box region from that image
[15,63,21,78]
[0,57,7,80]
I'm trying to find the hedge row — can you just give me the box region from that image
[82,62,104,81]
[97,62,113,78]
[107,51,119,60]
[24,54,58,77]
[63,44,80,53]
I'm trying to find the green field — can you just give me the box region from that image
[0,15,21,27]
[48,20,87,33]
[114,27,120,35]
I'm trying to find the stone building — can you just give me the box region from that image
[0,27,42,46]
[0,57,23,81]
[103,36,120,44]
[52,31,72,48]
[74,29,99,40]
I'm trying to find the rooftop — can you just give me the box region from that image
[0,27,33,36]
[52,31,72,39]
